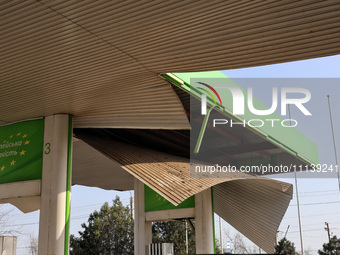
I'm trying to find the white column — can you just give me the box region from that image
[134,178,152,255]
[195,188,214,254]
[38,114,73,255]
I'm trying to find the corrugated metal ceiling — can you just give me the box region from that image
[0,1,189,128]
[214,180,292,253]
[2,1,329,250]
[74,129,292,252]
[72,139,134,191]
[75,129,224,205]
[1,1,340,126]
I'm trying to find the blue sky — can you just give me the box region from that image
[221,55,340,253]
[3,54,340,254]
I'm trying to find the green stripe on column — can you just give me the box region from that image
[64,115,73,255]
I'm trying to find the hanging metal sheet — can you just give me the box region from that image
[214,180,292,253]
[75,129,292,252]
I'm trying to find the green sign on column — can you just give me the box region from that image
[144,185,195,212]
[0,119,44,184]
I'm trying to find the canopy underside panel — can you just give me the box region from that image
[74,129,292,252]
[1,1,340,124]
[214,180,293,253]
[72,139,134,191]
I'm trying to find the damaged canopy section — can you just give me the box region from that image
[162,72,319,173]
[74,128,292,253]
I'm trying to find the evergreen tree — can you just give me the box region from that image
[152,220,196,254]
[318,235,340,255]
[274,238,299,255]
[70,196,134,255]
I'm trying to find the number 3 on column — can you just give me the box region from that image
[44,142,51,154]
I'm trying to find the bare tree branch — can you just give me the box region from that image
[0,205,23,236]
[28,236,38,255]
[224,228,258,254]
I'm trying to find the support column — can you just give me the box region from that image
[134,178,152,255]
[195,188,214,254]
[38,114,73,255]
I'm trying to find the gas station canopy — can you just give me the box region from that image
[0,1,335,253]
[1,1,340,127]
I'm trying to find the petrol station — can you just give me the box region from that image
[0,1,338,254]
